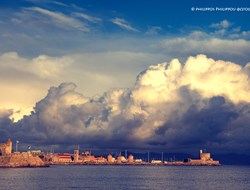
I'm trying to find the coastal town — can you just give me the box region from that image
[0,138,220,167]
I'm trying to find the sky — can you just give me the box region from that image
[0,0,249,154]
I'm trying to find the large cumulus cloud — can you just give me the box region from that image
[2,54,250,153]
[0,51,162,121]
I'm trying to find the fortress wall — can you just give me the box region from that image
[200,153,211,161]
[188,159,220,166]
[0,152,48,167]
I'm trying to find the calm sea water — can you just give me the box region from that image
[0,165,249,190]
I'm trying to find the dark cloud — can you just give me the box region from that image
[0,109,13,139]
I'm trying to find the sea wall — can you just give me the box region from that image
[187,159,220,166]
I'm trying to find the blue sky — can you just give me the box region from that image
[1,0,249,30]
[1,0,250,57]
[0,0,250,153]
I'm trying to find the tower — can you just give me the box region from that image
[5,138,12,154]
[74,149,79,162]
[107,154,114,163]
[200,149,211,161]
[117,154,122,164]
[0,138,12,156]
[128,154,134,163]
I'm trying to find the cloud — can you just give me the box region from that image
[230,30,250,39]
[0,52,71,79]
[0,51,162,121]
[145,26,163,35]
[2,55,249,154]
[208,20,250,40]
[25,7,89,32]
[0,109,13,139]
[11,18,22,24]
[1,11,249,65]
[111,17,139,32]
[73,12,101,23]
[159,34,250,64]
[51,1,69,7]
[210,20,231,28]
[0,52,72,120]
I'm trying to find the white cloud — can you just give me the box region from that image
[0,52,72,120]
[0,52,71,79]
[111,17,139,32]
[181,55,250,103]
[126,54,250,142]
[242,31,250,38]
[0,51,162,120]
[25,7,89,32]
[73,12,101,23]
[160,35,250,63]
[51,1,69,7]
[232,27,241,33]
[145,26,162,35]
[207,20,250,40]
[11,18,22,24]
[5,55,250,153]
[210,20,231,28]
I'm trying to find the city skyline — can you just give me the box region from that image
[0,0,250,155]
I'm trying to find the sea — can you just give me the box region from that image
[0,165,249,190]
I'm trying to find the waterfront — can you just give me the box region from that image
[0,165,249,190]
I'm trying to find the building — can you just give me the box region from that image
[80,151,96,162]
[200,150,211,161]
[74,149,79,162]
[184,150,220,166]
[0,138,12,156]
[116,154,122,163]
[107,154,115,163]
[95,156,106,163]
[31,150,43,156]
[116,155,126,163]
[52,153,73,163]
[151,160,162,164]
[134,159,143,163]
[128,154,134,163]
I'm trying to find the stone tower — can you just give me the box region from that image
[0,137,12,156]
[6,138,12,154]
[199,149,211,161]
[128,154,134,163]
[107,154,114,163]
[74,149,79,162]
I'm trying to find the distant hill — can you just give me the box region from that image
[213,154,250,165]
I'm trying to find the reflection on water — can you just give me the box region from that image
[0,165,250,190]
